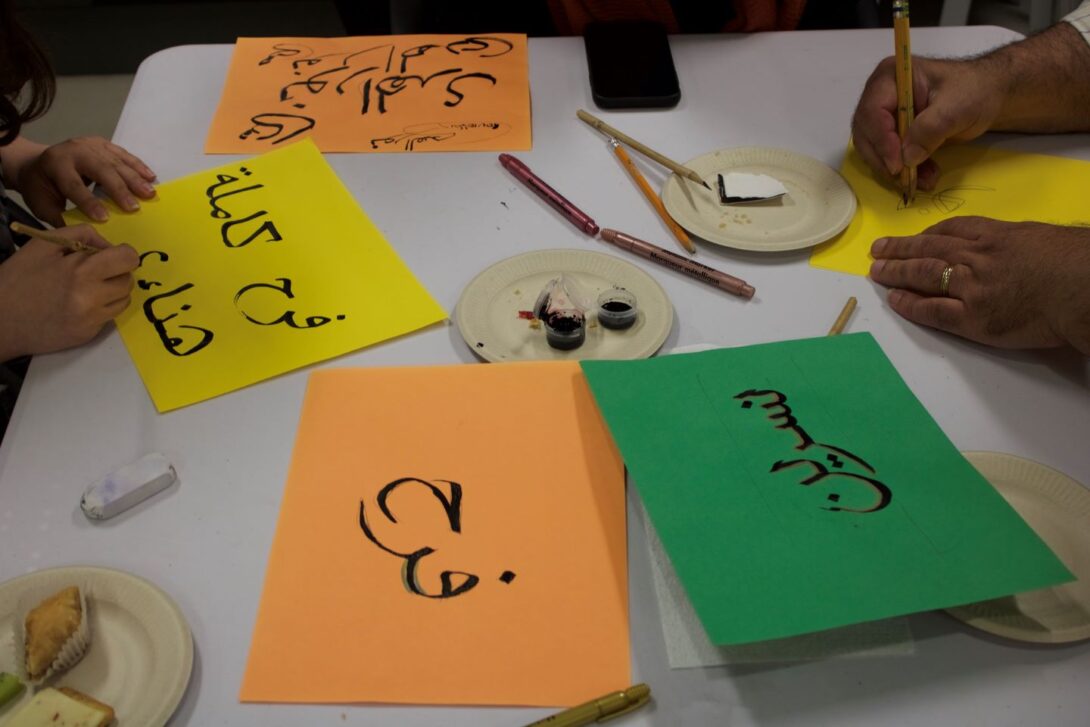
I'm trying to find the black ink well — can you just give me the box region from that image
[596,288,637,330]
[544,310,586,350]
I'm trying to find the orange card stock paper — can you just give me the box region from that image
[241,361,629,706]
[206,34,532,153]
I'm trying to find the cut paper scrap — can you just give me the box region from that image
[205,34,531,153]
[811,144,1090,275]
[581,333,1072,645]
[65,139,446,411]
[639,501,914,667]
[241,361,629,706]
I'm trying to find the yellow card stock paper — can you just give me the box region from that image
[66,140,446,411]
[811,144,1090,276]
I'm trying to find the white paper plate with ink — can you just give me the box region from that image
[945,452,1090,644]
[661,147,856,252]
[455,249,672,363]
[0,566,193,725]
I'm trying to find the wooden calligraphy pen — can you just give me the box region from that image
[577,109,711,191]
[9,221,97,254]
[827,297,857,335]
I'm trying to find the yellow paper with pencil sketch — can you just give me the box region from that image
[810,144,1090,276]
[64,139,446,412]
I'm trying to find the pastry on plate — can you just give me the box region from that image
[22,586,89,682]
[3,686,114,726]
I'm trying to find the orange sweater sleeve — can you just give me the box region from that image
[547,0,808,34]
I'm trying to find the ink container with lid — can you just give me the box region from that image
[596,288,638,330]
[544,310,586,350]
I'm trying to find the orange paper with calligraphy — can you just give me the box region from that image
[240,362,630,706]
[206,34,531,153]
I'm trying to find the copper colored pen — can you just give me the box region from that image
[599,228,755,299]
[498,153,599,235]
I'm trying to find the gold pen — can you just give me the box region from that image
[525,684,651,727]
[893,1,917,205]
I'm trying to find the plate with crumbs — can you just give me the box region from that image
[662,146,856,252]
[0,566,193,725]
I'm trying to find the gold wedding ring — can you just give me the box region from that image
[939,265,954,297]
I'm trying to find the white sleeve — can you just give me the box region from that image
[1064,0,1090,44]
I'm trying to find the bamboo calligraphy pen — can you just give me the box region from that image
[577,109,711,191]
[9,221,97,253]
[893,1,917,205]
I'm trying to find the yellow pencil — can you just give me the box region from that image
[9,221,96,254]
[893,1,917,205]
[828,297,857,336]
[609,138,696,255]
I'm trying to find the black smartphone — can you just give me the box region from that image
[584,21,681,109]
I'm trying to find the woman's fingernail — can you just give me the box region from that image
[870,259,886,277]
[139,182,156,196]
[889,289,904,306]
[124,197,140,212]
[91,206,108,222]
[871,237,888,256]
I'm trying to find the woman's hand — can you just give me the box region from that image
[0,224,138,361]
[11,136,156,226]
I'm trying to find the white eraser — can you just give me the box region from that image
[80,453,177,520]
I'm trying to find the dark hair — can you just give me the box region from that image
[0,0,55,146]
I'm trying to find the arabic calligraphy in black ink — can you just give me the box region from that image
[143,282,215,357]
[735,389,891,513]
[233,277,346,329]
[206,167,261,219]
[238,113,316,145]
[220,210,284,247]
[358,477,516,598]
[204,167,285,247]
[242,36,515,145]
[136,250,169,290]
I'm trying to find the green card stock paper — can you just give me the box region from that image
[581,334,1072,645]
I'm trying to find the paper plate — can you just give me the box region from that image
[455,249,672,362]
[661,147,856,251]
[945,452,1090,644]
[0,566,194,725]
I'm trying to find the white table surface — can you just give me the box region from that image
[3,26,1090,727]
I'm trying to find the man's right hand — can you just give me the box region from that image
[0,224,138,361]
[851,55,1006,192]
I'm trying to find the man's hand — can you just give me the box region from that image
[12,137,157,226]
[0,225,139,361]
[869,216,1090,354]
[851,56,1005,192]
[851,23,1090,192]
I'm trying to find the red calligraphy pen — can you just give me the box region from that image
[498,153,600,235]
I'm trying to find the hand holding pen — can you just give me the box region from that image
[0,222,139,360]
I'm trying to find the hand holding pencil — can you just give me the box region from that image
[0,222,139,360]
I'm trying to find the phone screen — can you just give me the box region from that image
[584,22,681,109]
